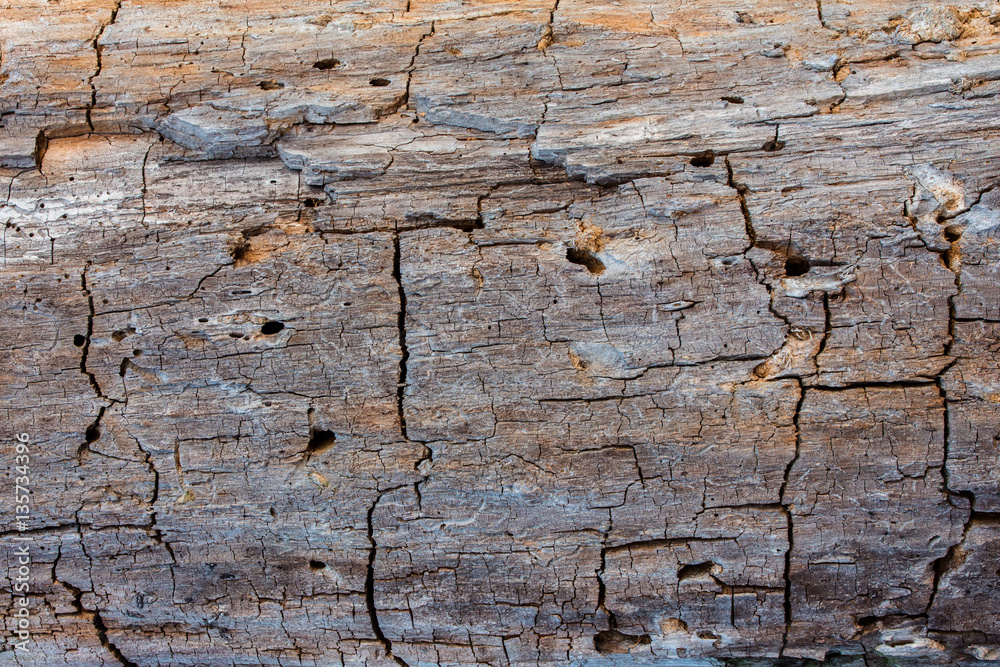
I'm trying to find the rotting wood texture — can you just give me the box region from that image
[1,0,999,665]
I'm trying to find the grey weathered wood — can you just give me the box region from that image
[1,0,999,665]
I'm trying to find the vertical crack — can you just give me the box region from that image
[928,300,973,618]
[596,533,611,627]
[726,157,756,254]
[593,524,652,653]
[55,531,138,666]
[538,0,560,50]
[762,125,786,153]
[815,0,828,29]
[78,262,114,461]
[86,0,123,132]
[126,428,177,564]
[78,405,106,461]
[139,141,153,227]
[413,444,432,511]
[33,130,48,171]
[172,439,194,503]
[238,15,250,68]
[778,378,805,656]
[926,502,972,619]
[401,22,435,113]
[816,293,832,357]
[392,230,409,442]
[92,608,139,667]
[926,185,972,612]
[725,151,816,570]
[936,326,963,508]
[366,487,411,667]
[79,262,104,399]
[725,157,797,337]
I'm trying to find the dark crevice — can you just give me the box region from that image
[79,406,106,461]
[312,57,341,70]
[84,420,105,445]
[33,130,48,170]
[595,538,612,629]
[784,256,810,276]
[51,547,83,611]
[593,629,651,654]
[413,444,432,511]
[260,320,285,335]
[954,316,1000,323]
[317,220,497,236]
[366,488,411,667]
[928,286,974,616]
[86,0,123,131]
[566,247,605,274]
[230,239,251,265]
[92,609,139,667]
[538,0,559,50]
[78,264,119,462]
[473,189,491,231]
[810,379,939,390]
[392,231,409,441]
[689,150,715,168]
[816,0,831,30]
[0,523,79,539]
[400,22,435,113]
[927,177,970,613]
[816,293,832,357]
[725,156,801,354]
[762,138,786,152]
[55,541,138,666]
[854,613,930,643]
[306,429,336,457]
[300,407,337,464]
[79,264,105,399]
[762,126,786,152]
[676,561,715,581]
[926,511,971,618]
[139,141,153,227]
[594,532,651,654]
[725,157,755,252]
[778,378,804,657]
[402,213,482,231]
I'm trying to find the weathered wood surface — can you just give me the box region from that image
[1,0,999,665]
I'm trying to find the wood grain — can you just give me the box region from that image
[1,0,999,665]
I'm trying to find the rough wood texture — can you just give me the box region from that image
[1,0,999,665]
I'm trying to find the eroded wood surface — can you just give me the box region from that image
[1,0,999,665]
